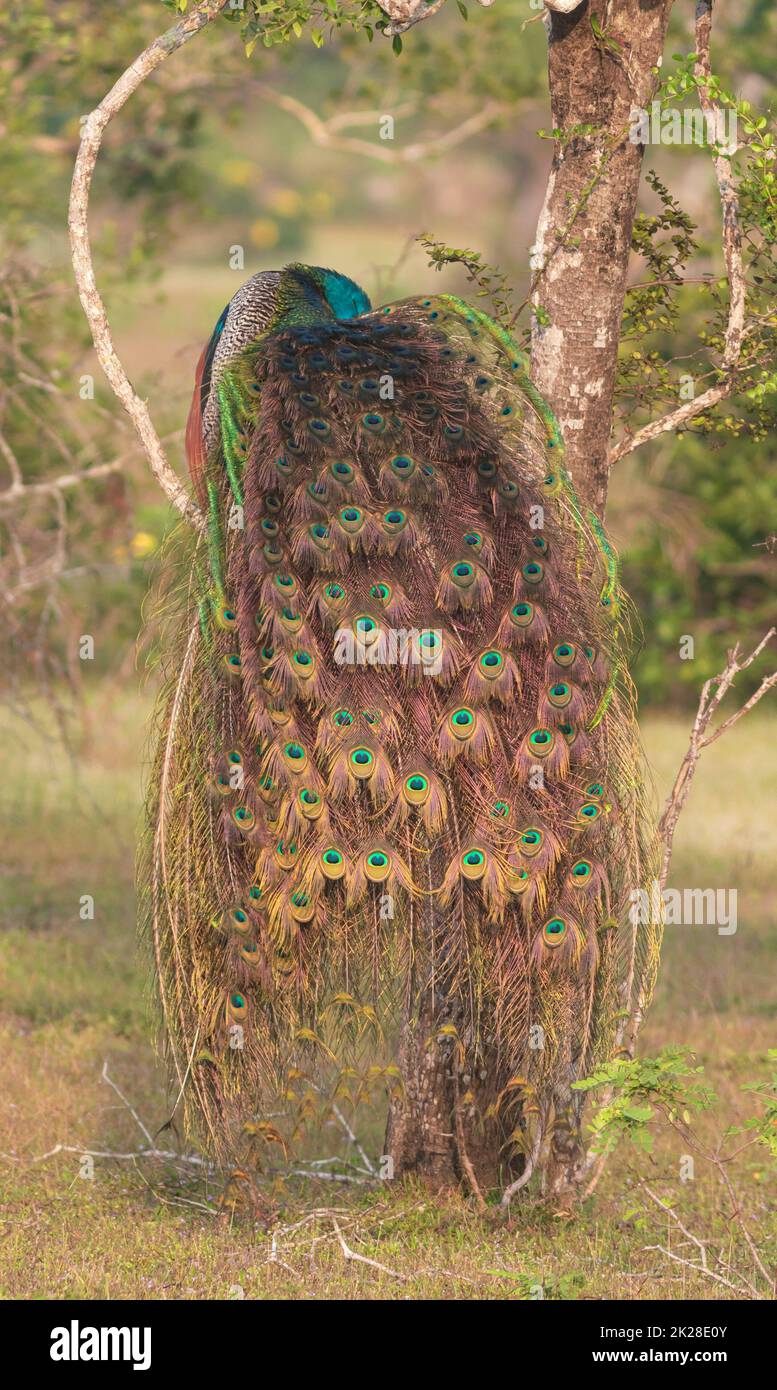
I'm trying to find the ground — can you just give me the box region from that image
[0,690,774,1299]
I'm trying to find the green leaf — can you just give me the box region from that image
[623,1104,654,1122]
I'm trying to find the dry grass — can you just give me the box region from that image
[0,690,774,1300]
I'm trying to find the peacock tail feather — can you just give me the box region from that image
[140,270,661,1158]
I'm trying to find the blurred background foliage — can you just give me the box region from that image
[1,0,775,716]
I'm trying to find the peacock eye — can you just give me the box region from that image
[542,917,568,948]
[361,412,386,434]
[390,454,415,477]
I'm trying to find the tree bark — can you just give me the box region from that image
[530,0,674,511]
[388,0,676,1205]
[385,1002,516,1195]
[383,852,517,1195]
[384,996,459,1189]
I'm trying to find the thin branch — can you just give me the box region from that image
[581,630,776,1202]
[608,0,746,466]
[253,84,509,164]
[658,629,776,888]
[0,431,183,507]
[268,1233,301,1280]
[376,0,449,37]
[290,1168,373,1185]
[29,1141,214,1170]
[66,2,226,533]
[452,1068,487,1212]
[331,1217,407,1279]
[0,427,23,489]
[328,1101,377,1177]
[642,1183,711,1268]
[642,1183,760,1299]
[643,1243,756,1298]
[705,1149,775,1292]
[101,1059,155,1149]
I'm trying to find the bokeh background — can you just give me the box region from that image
[0,0,774,1297]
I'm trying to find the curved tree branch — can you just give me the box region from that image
[252,82,511,165]
[608,0,745,467]
[67,1,229,535]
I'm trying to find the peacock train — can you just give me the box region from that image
[140,263,660,1165]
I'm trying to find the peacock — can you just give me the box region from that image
[142,262,660,1180]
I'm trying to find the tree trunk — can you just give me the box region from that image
[389,1,676,1203]
[384,995,459,1189]
[531,0,674,511]
[529,1,674,1199]
[385,1011,519,1194]
[383,854,518,1195]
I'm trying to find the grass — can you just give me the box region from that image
[0,689,775,1300]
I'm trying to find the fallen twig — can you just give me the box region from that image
[101,1059,155,1149]
[30,1141,214,1170]
[331,1217,407,1280]
[642,1179,764,1300]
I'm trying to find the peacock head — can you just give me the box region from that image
[277,263,371,324]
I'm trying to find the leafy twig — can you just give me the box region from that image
[609,2,746,465]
